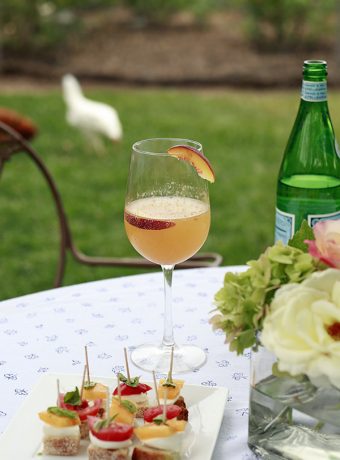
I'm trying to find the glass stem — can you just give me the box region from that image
[161,265,175,347]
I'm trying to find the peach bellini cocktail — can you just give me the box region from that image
[124,138,215,373]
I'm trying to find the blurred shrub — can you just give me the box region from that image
[120,0,221,24]
[243,0,336,51]
[0,0,117,57]
[0,0,226,58]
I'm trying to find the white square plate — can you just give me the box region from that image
[0,373,228,459]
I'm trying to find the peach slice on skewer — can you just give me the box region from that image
[167,145,215,183]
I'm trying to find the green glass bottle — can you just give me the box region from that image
[275,60,340,244]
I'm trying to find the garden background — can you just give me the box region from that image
[1,0,339,300]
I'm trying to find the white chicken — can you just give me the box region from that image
[62,74,122,152]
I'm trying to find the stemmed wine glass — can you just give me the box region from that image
[124,138,211,373]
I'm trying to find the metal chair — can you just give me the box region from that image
[0,121,222,287]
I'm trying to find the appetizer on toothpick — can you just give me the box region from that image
[143,371,182,424]
[59,366,103,439]
[157,348,188,421]
[133,388,187,460]
[113,348,152,418]
[88,390,134,460]
[38,380,81,456]
[83,346,109,403]
[110,375,137,425]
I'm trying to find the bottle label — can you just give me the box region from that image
[275,208,295,244]
[301,80,327,102]
[275,208,340,244]
[308,211,340,227]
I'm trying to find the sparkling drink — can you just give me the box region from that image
[124,196,210,266]
[124,138,213,373]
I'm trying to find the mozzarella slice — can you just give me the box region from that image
[43,424,80,437]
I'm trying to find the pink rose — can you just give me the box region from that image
[305,220,340,268]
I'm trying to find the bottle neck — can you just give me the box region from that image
[301,79,327,103]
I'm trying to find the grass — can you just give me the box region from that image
[2,86,340,300]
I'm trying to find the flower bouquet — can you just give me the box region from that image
[211,220,340,460]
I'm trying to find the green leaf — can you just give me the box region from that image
[47,406,78,419]
[288,220,314,252]
[64,387,82,406]
[153,415,166,425]
[162,373,176,388]
[94,414,117,431]
[128,376,140,387]
[84,381,97,390]
[121,399,137,414]
[272,362,292,378]
[118,372,140,387]
[233,329,257,354]
[118,372,128,383]
[162,381,176,388]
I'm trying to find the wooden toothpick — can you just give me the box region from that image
[85,346,90,383]
[56,379,61,407]
[162,387,168,422]
[80,364,87,399]
[106,387,110,418]
[153,371,160,407]
[168,346,174,382]
[124,348,131,381]
[117,374,122,403]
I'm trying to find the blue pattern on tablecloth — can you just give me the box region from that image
[0,266,256,459]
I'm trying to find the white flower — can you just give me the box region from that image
[261,268,340,389]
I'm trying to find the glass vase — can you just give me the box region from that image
[248,345,340,459]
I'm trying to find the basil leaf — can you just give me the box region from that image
[64,387,82,406]
[118,372,140,387]
[121,399,137,414]
[118,372,128,383]
[162,373,176,388]
[94,415,117,431]
[128,376,140,387]
[47,406,78,419]
[162,381,176,388]
[84,381,97,390]
[153,415,166,425]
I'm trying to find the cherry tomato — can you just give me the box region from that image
[144,405,182,423]
[113,382,152,396]
[87,416,133,441]
[59,395,102,421]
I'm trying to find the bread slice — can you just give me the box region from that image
[173,396,188,421]
[135,406,148,418]
[88,443,129,460]
[43,435,80,456]
[132,445,180,460]
[80,420,89,439]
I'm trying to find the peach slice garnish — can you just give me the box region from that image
[167,145,215,183]
[124,211,175,230]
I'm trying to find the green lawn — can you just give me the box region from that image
[2,87,340,300]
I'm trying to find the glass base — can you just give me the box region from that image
[130,343,207,373]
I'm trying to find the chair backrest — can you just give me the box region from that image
[0,120,77,286]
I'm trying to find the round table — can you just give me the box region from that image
[0,266,256,460]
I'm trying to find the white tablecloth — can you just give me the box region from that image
[0,266,256,460]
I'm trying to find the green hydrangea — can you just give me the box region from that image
[210,241,318,355]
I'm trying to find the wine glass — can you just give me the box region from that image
[124,138,211,373]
